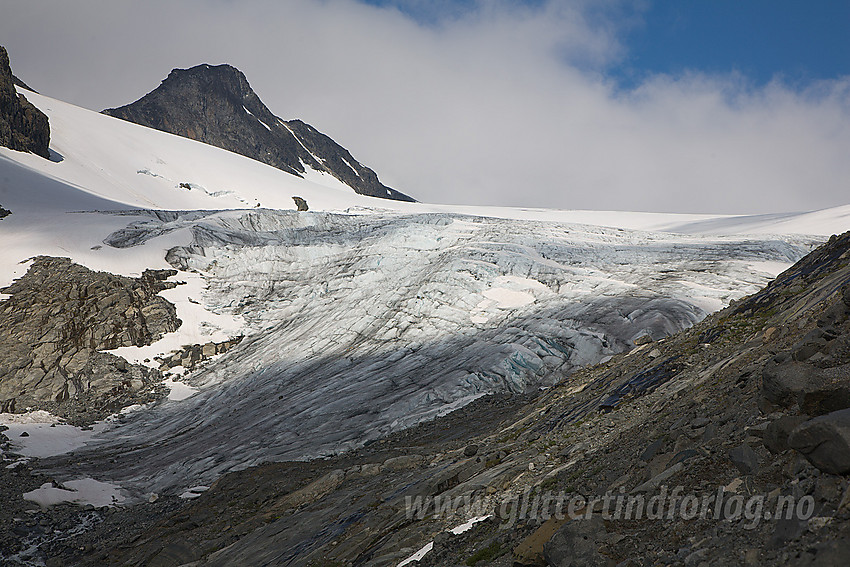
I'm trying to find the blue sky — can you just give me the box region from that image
[363,0,850,88]
[616,0,850,87]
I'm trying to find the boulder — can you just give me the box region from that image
[761,361,816,407]
[788,408,850,474]
[639,438,664,462]
[381,455,425,471]
[292,196,309,211]
[543,516,612,567]
[818,296,850,327]
[633,333,653,346]
[728,443,759,475]
[763,415,808,454]
[761,360,850,415]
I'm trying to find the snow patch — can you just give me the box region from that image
[179,485,209,499]
[746,260,792,278]
[0,412,107,458]
[281,121,325,164]
[24,479,124,508]
[480,276,549,310]
[340,156,360,177]
[451,514,492,534]
[163,378,199,401]
[482,288,535,309]
[297,160,355,192]
[397,542,433,567]
[397,516,491,566]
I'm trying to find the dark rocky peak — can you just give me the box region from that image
[104,63,414,202]
[159,64,259,114]
[167,63,250,91]
[0,45,50,158]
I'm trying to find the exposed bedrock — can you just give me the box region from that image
[0,256,180,422]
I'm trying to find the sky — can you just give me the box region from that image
[1,0,849,214]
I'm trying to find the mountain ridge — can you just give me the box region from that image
[103,63,414,202]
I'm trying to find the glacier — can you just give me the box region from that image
[42,208,819,495]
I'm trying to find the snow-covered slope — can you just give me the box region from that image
[0,89,402,215]
[0,89,846,498]
[3,89,848,231]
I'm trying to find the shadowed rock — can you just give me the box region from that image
[0,45,49,158]
[788,408,850,474]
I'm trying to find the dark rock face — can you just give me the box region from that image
[103,64,414,202]
[0,256,181,421]
[0,46,50,158]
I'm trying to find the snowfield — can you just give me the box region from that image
[0,88,846,498]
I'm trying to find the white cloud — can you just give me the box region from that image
[2,0,849,213]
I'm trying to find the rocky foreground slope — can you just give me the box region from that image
[103,64,414,202]
[2,228,847,566]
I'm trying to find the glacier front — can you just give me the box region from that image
[44,208,819,495]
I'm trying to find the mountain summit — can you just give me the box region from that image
[103,64,413,202]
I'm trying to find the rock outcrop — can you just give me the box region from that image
[103,63,414,202]
[156,337,242,372]
[292,196,309,211]
[0,45,49,158]
[0,256,181,421]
